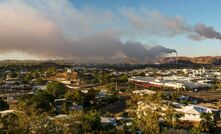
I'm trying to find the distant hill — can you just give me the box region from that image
[1,56,221,65]
[158,56,221,65]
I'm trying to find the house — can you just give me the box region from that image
[175,105,220,122]
[178,95,189,101]
[132,89,156,95]
[81,90,89,94]
[5,78,22,85]
[32,85,47,90]
[48,70,79,85]
[136,101,169,118]
[95,91,109,99]
[54,98,83,112]
[55,114,69,119]
[0,110,14,117]
[100,117,116,126]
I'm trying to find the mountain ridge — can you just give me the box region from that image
[158,56,221,64]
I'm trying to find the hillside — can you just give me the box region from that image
[158,56,221,65]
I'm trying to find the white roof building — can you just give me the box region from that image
[175,105,219,122]
[100,117,116,125]
[132,89,156,95]
[0,110,14,116]
[129,76,211,90]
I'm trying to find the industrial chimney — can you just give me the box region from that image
[175,52,178,64]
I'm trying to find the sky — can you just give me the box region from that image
[0,0,221,62]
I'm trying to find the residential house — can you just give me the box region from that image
[175,105,220,122]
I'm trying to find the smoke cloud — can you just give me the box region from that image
[0,1,179,63]
[190,23,221,40]
[122,42,176,63]
[0,0,220,63]
[123,9,221,41]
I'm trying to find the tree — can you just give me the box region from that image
[55,110,84,134]
[0,113,19,133]
[82,89,97,108]
[135,110,160,134]
[29,91,54,113]
[60,101,70,114]
[0,100,9,111]
[17,94,33,112]
[23,74,33,84]
[46,67,56,76]
[46,82,67,98]
[134,93,175,134]
[171,92,179,102]
[29,114,63,134]
[164,108,180,128]
[83,110,101,131]
[200,112,216,132]
[18,91,54,114]
[35,78,46,85]
[65,90,81,102]
[138,72,145,76]
[10,72,17,78]
[118,75,128,83]
[16,112,63,134]
[189,127,200,134]
[92,78,99,84]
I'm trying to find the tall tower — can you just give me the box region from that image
[175,52,178,64]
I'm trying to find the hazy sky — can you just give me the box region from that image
[0,0,221,60]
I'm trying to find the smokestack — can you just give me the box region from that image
[175,52,178,64]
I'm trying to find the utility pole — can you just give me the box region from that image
[115,82,118,90]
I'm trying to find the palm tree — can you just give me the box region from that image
[200,112,216,132]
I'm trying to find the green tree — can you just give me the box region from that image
[17,94,33,112]
[55,110,84,133]
[83,110,101,131]
[65,90,81,102]
[164,108,180,128]
[60,101,71,114]
[10,72,17,78]
[189,127,201,134]
[0,100,9,111]
[29,91,54,113]
[200,112,216,132]
[35,78,46,85]
[23,74,32,84]
[82,89,97,107]
[18,91,54,114]
[16,112,63,134]
[118,75,128,83]
[29,114,63,134]
[46,67,56,76]
[0,113,19,133]
[92,77,99,84]
[171,92,179,102]
[138,72,145,76]
[46,82,67,98]
[135,110,160,134]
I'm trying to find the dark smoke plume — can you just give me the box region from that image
[192,23,221,40]
[122,42,176,63]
